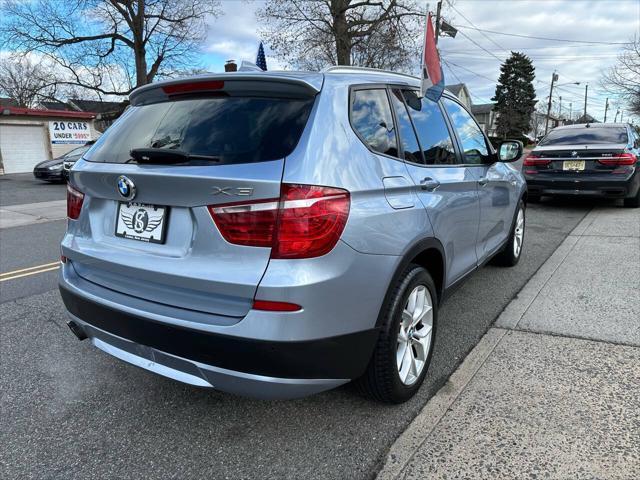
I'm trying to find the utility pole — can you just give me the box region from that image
[545,72,558,135]
[559,96,562,120]
[434,1,442,45]
[569,103,572,123]
[583,84,588,118]
[603,98,609,123]
[614,109,620,122]
[620,110,624,122]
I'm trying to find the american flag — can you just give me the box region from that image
[256,42,267,71]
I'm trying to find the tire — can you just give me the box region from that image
[357,265,437,403]
[493,199,525,267]
[624,189,640,208]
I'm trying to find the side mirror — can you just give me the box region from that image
[498,140,523,162]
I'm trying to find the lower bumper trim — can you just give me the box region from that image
[59,286,379,381]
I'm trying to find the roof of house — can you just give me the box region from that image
[444,84,466,96]
[69,99,127,113]
[471,103,494,115]
[573,113,599,124]
[40,101,72,111]
[0,97,19,108]
[1,106,96,119]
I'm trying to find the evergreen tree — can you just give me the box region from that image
[492,52,537,139]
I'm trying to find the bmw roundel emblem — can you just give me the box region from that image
[117,175,136,200]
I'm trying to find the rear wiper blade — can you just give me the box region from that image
[129,148,220,164]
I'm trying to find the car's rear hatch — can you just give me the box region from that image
[527,126,631,174]
[64,74,321,323]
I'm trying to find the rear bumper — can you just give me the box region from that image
[525,170,640,198]
[59,282,379,399]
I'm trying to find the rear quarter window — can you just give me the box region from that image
[350,89,398,157]
[84,96,315,165]
[540,127,628,146]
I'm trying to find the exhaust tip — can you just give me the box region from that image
[67,320,87,341]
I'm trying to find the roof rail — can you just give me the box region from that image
[322,65,419,81]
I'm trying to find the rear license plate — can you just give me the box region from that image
[115,202,168,244]
[563,160,585,171]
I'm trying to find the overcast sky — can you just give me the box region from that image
[202,0,640,122]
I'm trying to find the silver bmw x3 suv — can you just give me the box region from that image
[60,67,527,403]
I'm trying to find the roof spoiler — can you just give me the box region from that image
[130,74,321,106]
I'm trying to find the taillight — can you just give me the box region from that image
[208,198,279,247]
[598,153,637,166]
[523,153,551,167]
[208,184,350,259]
[252,300,302,312]
[161,80,224,95]
[273,184,350,259]
[67,184,84,220]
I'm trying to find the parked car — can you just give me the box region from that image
[33,143,93,183]
[523,123,640,207]
[62,141,95,181]
[59,68,527,403]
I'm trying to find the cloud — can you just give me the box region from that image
[202,0,285,71]
[437,0,640,121]
[202,0,639,121]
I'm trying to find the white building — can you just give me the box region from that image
[0,106,98,174]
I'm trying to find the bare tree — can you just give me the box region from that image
[1,0,221,97]
[0,55,59,107]
[257,0,423,72]
[601,39,640,117]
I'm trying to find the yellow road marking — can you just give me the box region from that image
[0,262,61,282]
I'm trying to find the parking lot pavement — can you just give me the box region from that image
[0,199,595,480]
[380,206,640,480]
[0,173,66,207]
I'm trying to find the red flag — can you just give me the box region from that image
[421,12,444,100]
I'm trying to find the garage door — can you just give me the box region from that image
[0,124,49,174]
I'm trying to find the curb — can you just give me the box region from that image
[376,327,508,480]
[377,207,600,480]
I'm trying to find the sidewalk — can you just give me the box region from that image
[0,200,67,228]
[379,206,640,479]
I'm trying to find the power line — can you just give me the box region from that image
[443,59,497,83]
[452,25,633,45]
[441,43,623,52]
[455,29,505,62]
[442,59,493,104]
[447,3,511,56]
[440,52,619,60]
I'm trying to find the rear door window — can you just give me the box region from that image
[443,98,491,165]
[350,89,398,157]
[539,127,629,146]
[403,91,457,165]
[84,97,315,165]
[389,90,423,164]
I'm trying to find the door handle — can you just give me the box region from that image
[420,177,440,191]
[478,177,489,186]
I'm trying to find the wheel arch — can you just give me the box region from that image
[375,237,446,328]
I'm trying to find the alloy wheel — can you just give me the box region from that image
[397,285,433,386]
[513,208,525,258]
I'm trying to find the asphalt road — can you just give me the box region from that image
[0,173,66,207]
[1,189,603,479]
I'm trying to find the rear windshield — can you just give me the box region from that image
[85,96,314,165]
[539,127,628,146]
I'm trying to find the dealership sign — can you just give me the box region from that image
[48,121,92,144]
